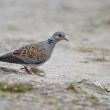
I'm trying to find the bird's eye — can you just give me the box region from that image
[58,34,62,37]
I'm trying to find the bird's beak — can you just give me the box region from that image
[64,37,68,41]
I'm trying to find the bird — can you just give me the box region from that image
[0,31,68,76]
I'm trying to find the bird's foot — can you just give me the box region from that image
[31,68,45,77]
[21,66,32,74]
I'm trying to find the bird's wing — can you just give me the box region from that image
[0,43,48,64]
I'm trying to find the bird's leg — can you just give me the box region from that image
[20,67,25,69]
[24,66,31,74]
[31,68,36,74]
[31,67,45,77]
[21,66,31,74]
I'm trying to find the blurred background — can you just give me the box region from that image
[0,0,110,48]
[0,0,110,110]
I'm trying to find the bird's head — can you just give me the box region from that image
[52,31,68,42]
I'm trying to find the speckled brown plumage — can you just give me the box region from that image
[14,44,47,59]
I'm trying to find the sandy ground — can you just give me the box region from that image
[0,0,110,110]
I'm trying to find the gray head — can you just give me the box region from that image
[52,31,68,42]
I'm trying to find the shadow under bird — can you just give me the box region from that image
[0,31,68,76]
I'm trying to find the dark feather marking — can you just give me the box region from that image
[0,53,26,64]
[47,39,54,45]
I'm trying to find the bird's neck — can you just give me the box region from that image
[47,37,56,45]
[47,37,57,53]
[46,37,59,57]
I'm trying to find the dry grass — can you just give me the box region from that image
[76,46,94,53]
[0,82,34,93]
[66,82,80,92]
[89,52,108,62]
[61,4,75,12]
[101,19,110,27]
[90,57,107,62]
[87,95,98,100]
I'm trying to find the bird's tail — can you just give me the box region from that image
[0,53,25,64]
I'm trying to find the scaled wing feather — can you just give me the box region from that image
[13,43,47,64]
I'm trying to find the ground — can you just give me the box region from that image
[0,0,110,110]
